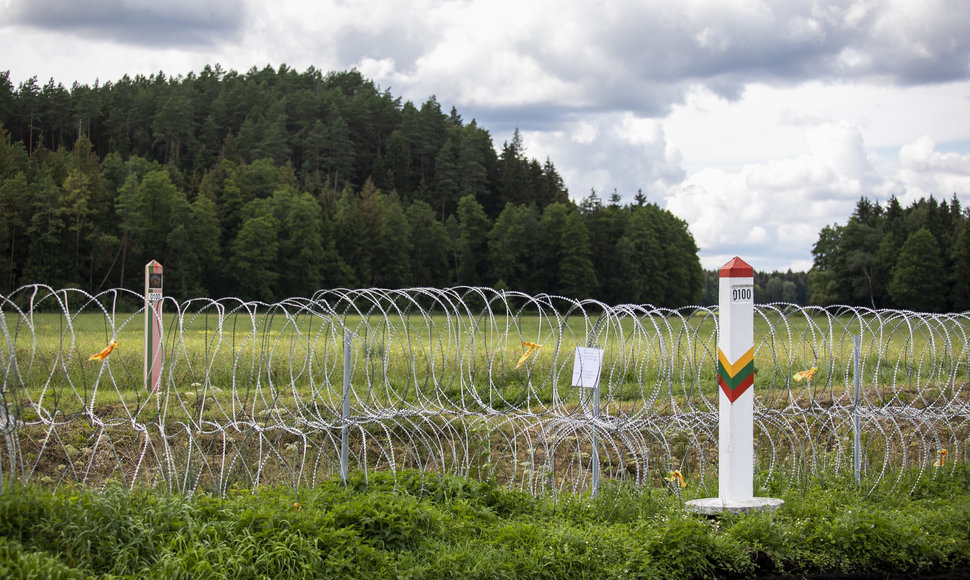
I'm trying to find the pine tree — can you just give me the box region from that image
[374,197,411,288]
[0,172,28,291]
[323,107,355,191]
[433,137,459,221]
[242,158,279,199]
[652,207,703,306]
[538,203,597,298]
[488,203,540,292]
[228,205,280,300]
[152,91,194,165]
[582,199,628,303]
[23,170,69,286]
[951,222,970,311]
[406,200,451,287]
[163,189,195,297]
[189,192,221,296]
[273,187,326,297]
[134,169,179,258]
[457,123,489,201]
[808,225,845,306]
[255,101,291,165]
[455,195,490,286]
[62,166,101,285]
[888,227,946,312]
[617,207,662,304]
[557,209,597,298]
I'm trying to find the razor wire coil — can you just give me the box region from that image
[0,285,968,497]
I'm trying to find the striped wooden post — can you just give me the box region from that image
[144,260,163,393]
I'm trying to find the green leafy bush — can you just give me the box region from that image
[2,470,970,578]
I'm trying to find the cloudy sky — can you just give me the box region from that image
[3,0,970,271]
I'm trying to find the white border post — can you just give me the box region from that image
[144,260,163,393]
[717,256,755,502]
[686,256,783,514]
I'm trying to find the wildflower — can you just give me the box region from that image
[293,502,302,511]
[793,366,818,382]
[515,341,542,369]
[665,469,687,488]
[935,449,947,468]
[88,340,119,361]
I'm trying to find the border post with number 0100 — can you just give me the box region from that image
[686,256,783,514]
[717,256,755,501]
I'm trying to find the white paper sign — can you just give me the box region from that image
[572,347,604,388]
[148,292,163,302]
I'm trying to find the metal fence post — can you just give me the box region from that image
[341,332,352,485]
[853,334,861,485]
[591,380,600,499]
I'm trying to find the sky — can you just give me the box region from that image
[2,0,970,272]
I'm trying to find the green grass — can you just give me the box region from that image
[1,469,969,579]
[7,305,968,422]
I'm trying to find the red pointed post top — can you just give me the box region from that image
[719,256,753,278]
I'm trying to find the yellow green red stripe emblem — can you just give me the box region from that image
[717,346,754,403]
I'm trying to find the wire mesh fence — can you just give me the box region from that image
[1,285,968,497]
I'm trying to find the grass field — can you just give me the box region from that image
[5,303,969,418]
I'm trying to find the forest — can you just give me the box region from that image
[0,65,703,305]
[808,195,970,312]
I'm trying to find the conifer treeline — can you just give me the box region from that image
[809,196,969,312]
[0,66,703,305]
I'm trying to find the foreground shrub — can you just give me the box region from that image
[0,471,968,578]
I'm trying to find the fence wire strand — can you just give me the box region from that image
[1,285,968,497]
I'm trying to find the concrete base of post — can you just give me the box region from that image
[685,497,784,515]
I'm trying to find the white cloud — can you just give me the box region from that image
[664,126,970,272]
[520,112,685,201]
[665,122,881,270]
[899,136,970,174]
[895,137,970,202]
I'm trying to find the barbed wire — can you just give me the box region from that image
[0,285,967,497]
